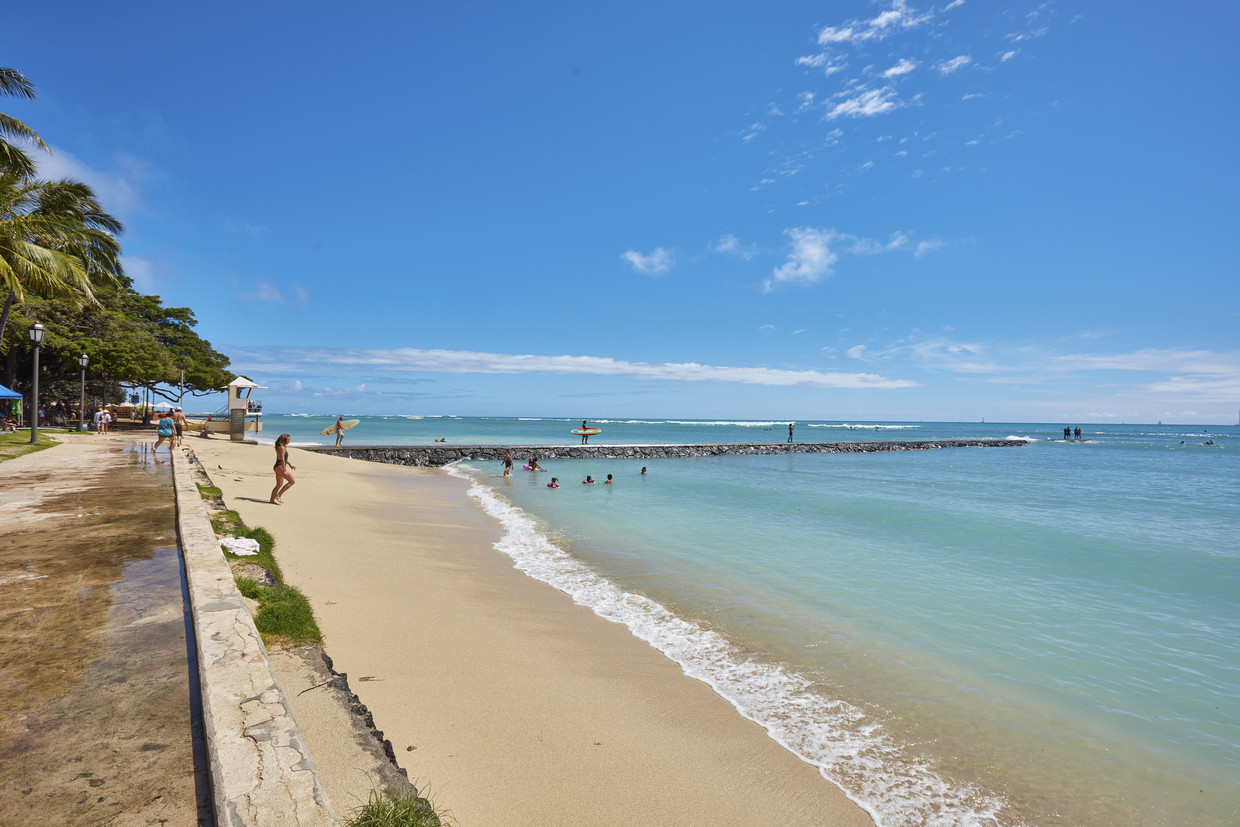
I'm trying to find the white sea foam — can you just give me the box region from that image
[813,423,922,430]
[448,464,1008,827]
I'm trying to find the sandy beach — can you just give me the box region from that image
[185,434,873,826]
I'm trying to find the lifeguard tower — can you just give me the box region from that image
[225,377,265,441]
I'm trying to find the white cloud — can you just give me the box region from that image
[915,239,944,257]
[944,0,965,10]
[827,87,900,120]
[847,345,868,359]
[763,227,927,291]
[814,1,932,47]
[621,247,674,275]
[765,228,841,291]
[123,256,171,294]
[244,280,286,304]
[714,234,756,261]
[937,55,972,75]
[36,145,146,217]
[1000,49,1018,62]
[235,346,920,390]
[883,58,918,78]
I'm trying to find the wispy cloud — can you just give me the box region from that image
[231,346,920,390]
[714,234,756,261]
[621,247,674,275]
[763,227,924,291]
[883,58,918,78]
[937,55,973,75]
[36,145,146,217]
[810,0,932,48]
[827,87,901,120]
[242,279,309,307]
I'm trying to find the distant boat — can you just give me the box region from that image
[981,417,985,423]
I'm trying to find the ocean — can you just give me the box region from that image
[256,415,1239,826]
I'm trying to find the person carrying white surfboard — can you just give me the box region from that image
[334,416,346,446]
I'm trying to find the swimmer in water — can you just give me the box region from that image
[582,475,595,484]
[604,473,614,484]
[547,477,560,488]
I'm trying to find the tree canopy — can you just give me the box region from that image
[3,274,233,404]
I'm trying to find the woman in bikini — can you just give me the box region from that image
[270,433,296,504]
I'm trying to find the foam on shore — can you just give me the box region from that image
[449,464,1008,827]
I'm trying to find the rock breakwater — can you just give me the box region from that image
[306,439,1023,467]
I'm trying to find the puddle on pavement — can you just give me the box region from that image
[0,441,210,824]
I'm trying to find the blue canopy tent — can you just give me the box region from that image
[0,383,21,426]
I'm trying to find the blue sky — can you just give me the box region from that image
[7,1,1238,423]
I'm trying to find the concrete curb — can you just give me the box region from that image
[171,449,339,826]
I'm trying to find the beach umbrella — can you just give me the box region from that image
[152,401,174,409]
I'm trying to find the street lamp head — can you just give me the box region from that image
[28,322,45,345]
[79,352,89,368]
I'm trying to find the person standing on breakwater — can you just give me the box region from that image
[1064,427,1071,440]
[788,423,795,443]
[333,416,347,447]
[270,434,296,504]
[581,420,590,445]
[1074,427,1081,440]
[503,451,513,477]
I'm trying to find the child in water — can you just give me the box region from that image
[547,477,560,488]
[604,474,614,484]
[582,475,595,484]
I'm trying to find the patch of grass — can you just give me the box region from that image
[252,586,321,647]
[196,482,223,499]
[214,512,284,585]
[0,431,59,462]
[212,507,309,645]
[346,786,443,827]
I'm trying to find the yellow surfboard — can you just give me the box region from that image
[320,419,360,436]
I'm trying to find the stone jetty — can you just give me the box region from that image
[306,439,1023,467]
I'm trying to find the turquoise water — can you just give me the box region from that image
[262,416,1239,825]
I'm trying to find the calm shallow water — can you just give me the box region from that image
[274,416,1240,825]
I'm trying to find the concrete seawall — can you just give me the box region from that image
[306,439,1023,467]
[171,451,339,826]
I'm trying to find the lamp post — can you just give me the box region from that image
[28,322,45,444]
[79,352,89,432]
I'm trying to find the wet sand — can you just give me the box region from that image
[187,434,875,826]
[0,437,206,825]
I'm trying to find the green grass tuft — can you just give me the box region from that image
[235,577,262,599]
[346,786,443,827]
[252,586,321,646]
[196,482,223,499]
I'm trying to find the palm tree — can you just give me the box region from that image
[0,68,49,177]
[0,68,123,348]
[0,173,125,344]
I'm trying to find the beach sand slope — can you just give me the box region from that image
[187,436,874,827]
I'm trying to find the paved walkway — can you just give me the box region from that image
[0,436,209,824]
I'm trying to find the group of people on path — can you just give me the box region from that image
[152,408,190,454]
